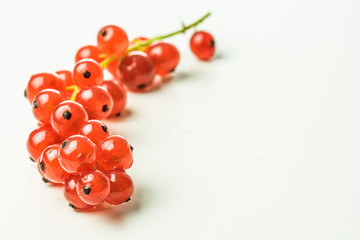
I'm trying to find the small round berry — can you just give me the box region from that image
[58,135,97,173]
[27,125,61,161]
[147,42,180,76]
[97,135,133,171]
[51,101,88,138]
[56,70,74,86]
[64,175,94,210]
[190,31,215,60]
[97,25,129,56]
[32,89,64,125]
[79,120,110,145]
[26,73,65,103]
[75,86,113,120]
[100,80,127,117]
[37,144,69,184]
[76,170,110,205]
[73,59,104,88]
[106,169,134,205]
[75,45,103,63]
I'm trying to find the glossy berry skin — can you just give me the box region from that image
[26,73,65,103]
[75,45,103,63]
[27,125,61,161]
[37,144,69,184]
[76,169,110,205]
[97,25,129,57]
[56,70,73,87]
[73,59,104,88]
[58,135,97,173]
[75,86,114,120]
[97,135,133,171]
[105,59,120,79]
[51,100,88,138]
[101,80,127,117]
[32,89,64,125]
[106,169,134,205]
[190,31,215,60]
[64,175,93,210]
[119,52,155,92]
[147,43,180,76]
[79,120,110,145]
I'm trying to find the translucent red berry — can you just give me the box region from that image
[97,135,133,171]
[106,169,134,205]
[76,169,110,205]
[58,135,96,173]
[75,45,102,63]
[26,73,65,103]
[75,86,113,120]
[56,70,74,87]
[190,31,215,60]
[100,80,127,117]
[119,52,155,92]
[32,89,64,125]
[27,125,61,161]
[97,25,129,56]
[73,59,104,88]
[64,175,94,210]
[147,42,180,75]
[37,144,69,184]
[79,120,110,145]
[51,100,88,138]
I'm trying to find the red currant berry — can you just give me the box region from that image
[56,70,74,87]
[100,80,127,117]
[147,42,180,76]
[119,52,155,92]
[190,31,215,60]
[58,135,97,173]
[73,59,104,88]
[79,120,110,145]
[51,100,88,138]
[76,169,110,205]
[64,174,94,210]
[106,169,134,205]
[26,73,65,103]
[97,25,128,56]
[97,135,133,171]
[75,45,102,63]
[105,59,120,79]
[32,89,64,125]
[37,144,69,184]
[27,125,61,161]
[75,86,113,120]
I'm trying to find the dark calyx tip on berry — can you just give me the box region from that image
[61,140,69,148]
[69,203,77,209]
[83,71,91,79]
[125,198,131,202]
[42,177,49,183]
[24,89,27,98]
[83,186,91,195]
[101,124,108,133]
[102,105,109,112]
[63,110,72,120]
[100,29,107,37]
[39,161,45,172]
[170,68,176,73]
[115,112,121,117]
[210,39,215,48]
[29,156,35,162]
[130,145,134,152]
[137,84,146,89]
[32,100,38,109]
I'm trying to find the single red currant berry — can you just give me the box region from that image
[32,89,64,125]
[37,144,69,184]
[64,174,94,210]
[106,169,134,205]
[75,86,113,120]
[97,25,129,56]
[51,101,88,138]
[79,120,110,145]
[75,45,103,63]
[58,135,97,173]
[26,73,65,103]
[27,125,61,161]
[147,42,180,75]
[119,52,155,92]
[56,70,74,87]
[100,80,127,117]
[97,135,133,171]
[190,31,215,60]
[73,59,104,88]
[76,169,110,205]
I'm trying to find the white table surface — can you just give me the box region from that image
[1,0,360,239]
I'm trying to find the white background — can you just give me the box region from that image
[0,0,360,239]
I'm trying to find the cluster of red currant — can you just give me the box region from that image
[25,13,215,211]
